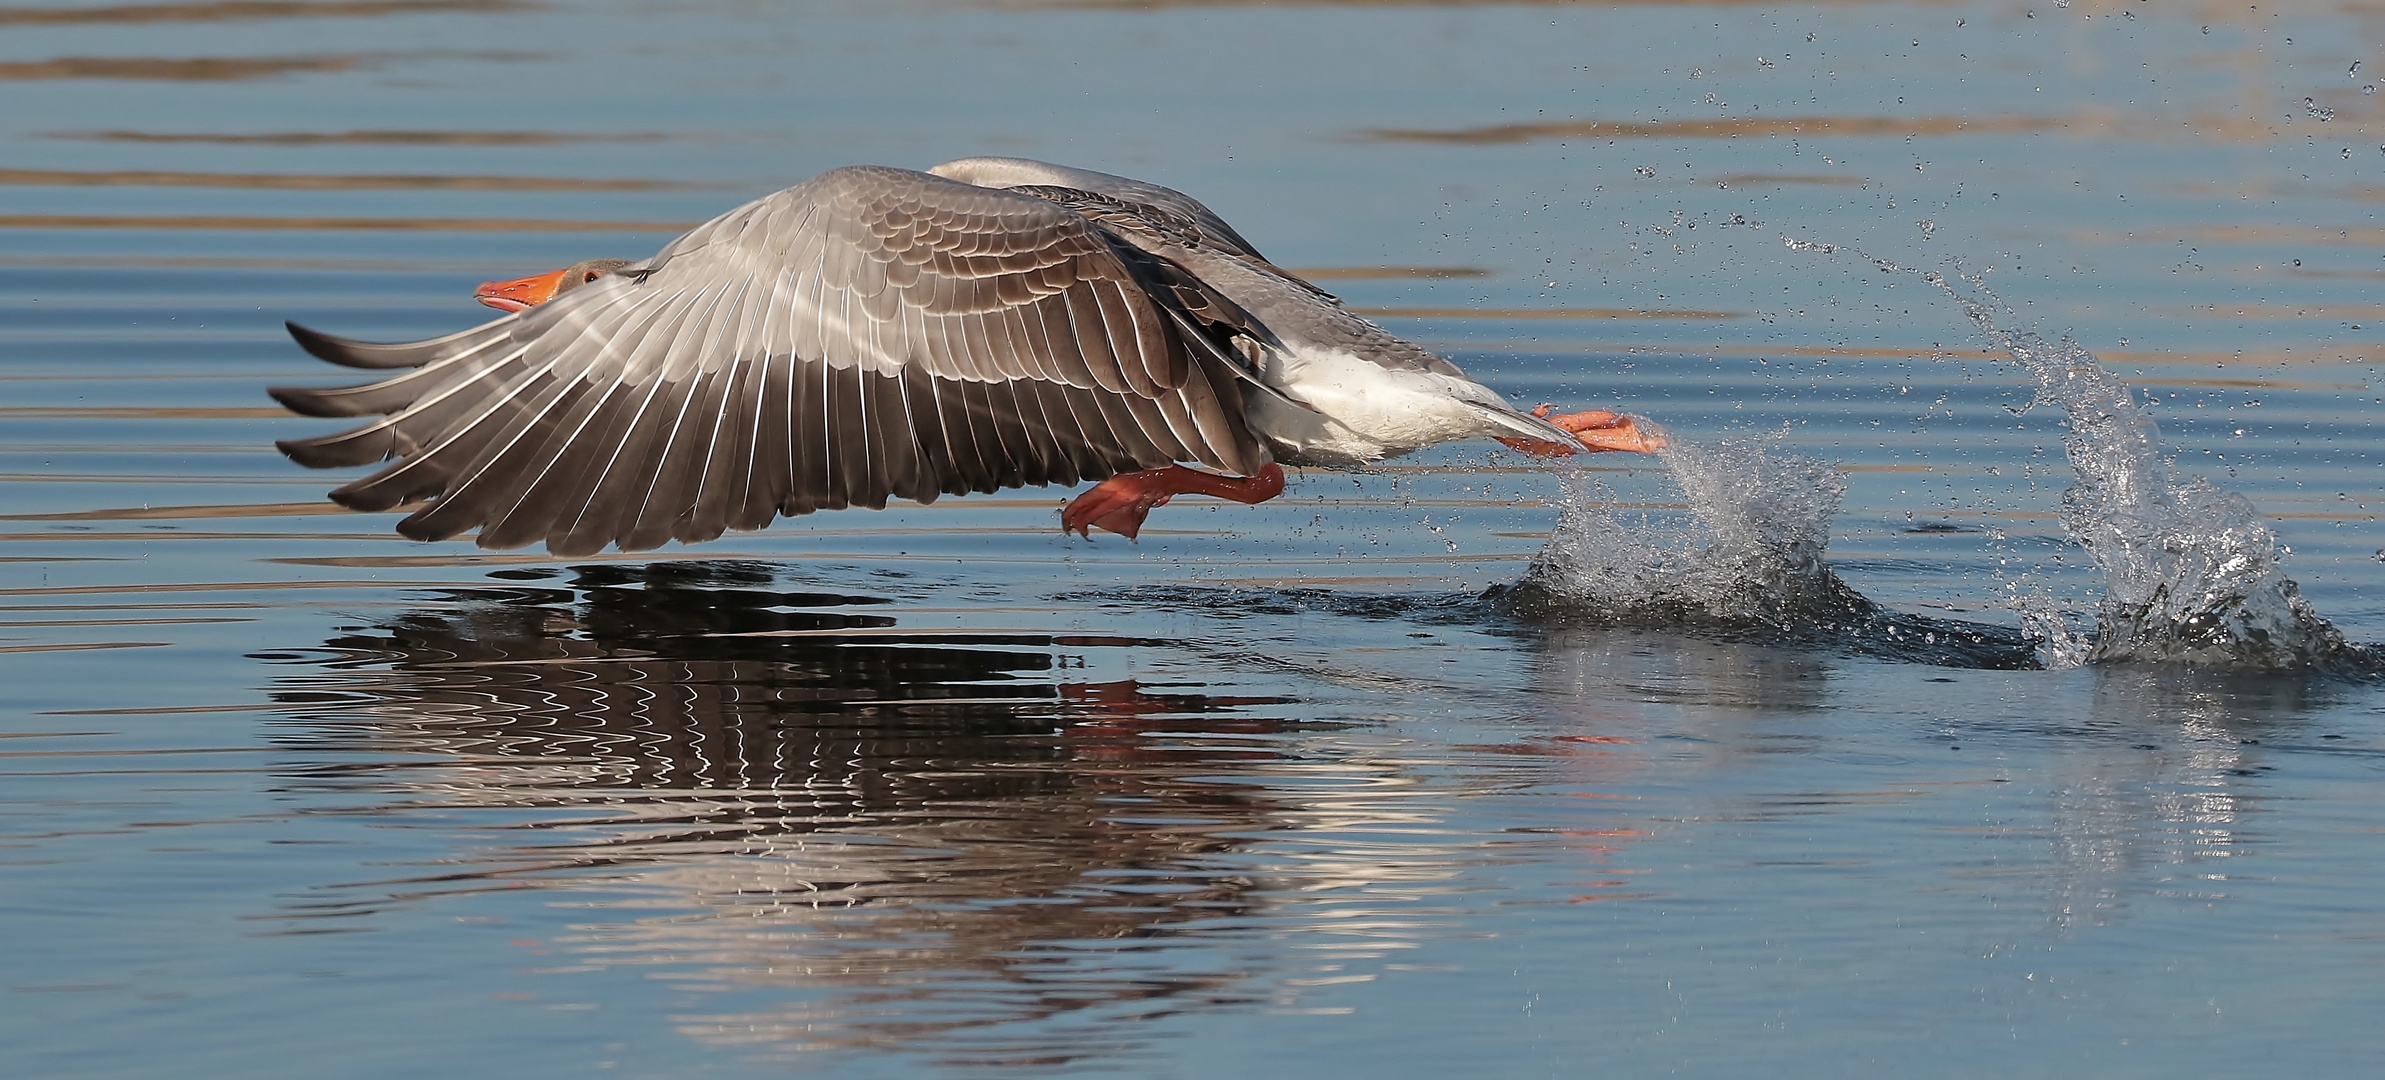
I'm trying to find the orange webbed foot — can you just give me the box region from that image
[1512,404,1668,455]
[1061,463,1287,540]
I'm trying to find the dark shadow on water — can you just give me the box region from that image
[1495,570,2048,671]
[1073,579,2044,671]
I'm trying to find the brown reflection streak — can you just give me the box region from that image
[0,641,167,654]
[999,0,1935,8]
[0,406,286,419]
[2128,376,2366,391]
[1288,266,1489,280]
[0,579,463,597]
[0,502,357,522]
[2151,303,2385,321]
[0,52,536,82]
[0,214,691,232]
[0,255,483,271]
[51,130,671,146]
[0,617,248,627]
[0,477,314,487]
[1415,340,2385,367]
[1366,114,2058,145]
[1356,306,1739,320]
[0,532,394,542]
[2080,225,2385,246]
[0,169,699,192]
[1710,173,1868,187]
[0,0,540,26]
[43,703,274,715]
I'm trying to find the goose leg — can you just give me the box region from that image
[1062,463,1287,540]
[1495,406,1666,457]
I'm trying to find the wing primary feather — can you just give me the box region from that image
[398,289,672,519]
[645,282,762,546]
[562,280,739,553]
[783,354,823,516]
[705,271,782,536]
[738,346,795,529]
[1029,381,1103,481]
[533,282,722,551]
[1003,372,1078,487]
[285,319,498,370]
[440,289,685,548]
[826,361,866,510]
[667,359,748,545]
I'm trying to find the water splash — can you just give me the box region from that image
[1923,273,2357,672]
[1520,431,1859,627]
[1507,430,2036,668]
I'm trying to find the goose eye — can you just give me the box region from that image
[583,270,603,282]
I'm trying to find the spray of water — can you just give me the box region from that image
[1509,429,2035,667]
[1516,240,2364,673]
[1519,430,1864,628]
[1918,271,2355,671]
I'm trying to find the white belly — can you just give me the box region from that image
[1246,346,1528,467]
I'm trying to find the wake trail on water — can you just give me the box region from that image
[1516,243,2373,675]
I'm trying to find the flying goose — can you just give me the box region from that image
[272,158,1660,557]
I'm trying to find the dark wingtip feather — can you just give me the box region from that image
[329,478,410,514]
[285,321,433,370]
[269,384,351,418]
[395,510,468,544]
[277,431,385,469]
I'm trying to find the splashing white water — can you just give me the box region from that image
[1923,272,2351,670]
[1522,429,1867,628]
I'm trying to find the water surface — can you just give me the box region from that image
[5,1,2384,1076]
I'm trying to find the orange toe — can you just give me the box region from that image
[1061,463,1287,540]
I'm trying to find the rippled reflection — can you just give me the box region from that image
[232,559,2367,1065]
[2029,668,2334,929]
[263,562,1356,1062]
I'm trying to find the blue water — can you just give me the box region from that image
[4,1,2384,1076]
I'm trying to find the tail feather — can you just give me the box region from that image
[1463,399,1579,444]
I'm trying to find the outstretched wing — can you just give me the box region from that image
[272,165,1269,557]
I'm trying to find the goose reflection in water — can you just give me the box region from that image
[262,561,1441,1063]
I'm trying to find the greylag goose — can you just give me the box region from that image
[273,158,1660,557]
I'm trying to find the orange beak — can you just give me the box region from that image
[473,267,574,312]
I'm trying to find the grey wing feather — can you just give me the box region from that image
[927,156,1274,262]
[272,165,1269,557]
